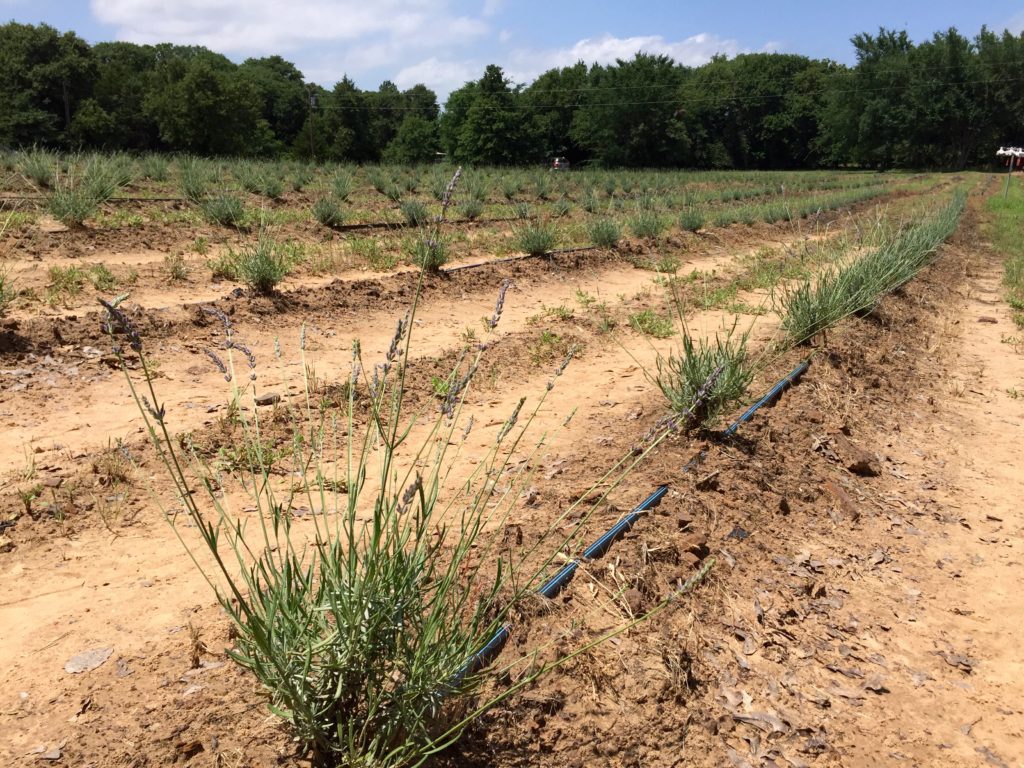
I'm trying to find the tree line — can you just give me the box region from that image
[1,21,1022,169]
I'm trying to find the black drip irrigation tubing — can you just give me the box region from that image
[449,358,811,688]
[722,360,810,438]
[329,215,527,233]
[0,195,189,204]
[442,246,599,275]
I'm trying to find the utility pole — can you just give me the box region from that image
[997,146,1024,199]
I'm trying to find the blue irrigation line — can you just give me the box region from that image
[722,360,810,438]
[450,486,669,687]
[450,360,810,688]
[538,485,669,598]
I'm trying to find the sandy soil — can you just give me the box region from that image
[2,175,1021,768]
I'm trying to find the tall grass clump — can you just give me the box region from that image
[236,162,284,199]
[400,199,429,226]
[201,192,247,227]
[19,147,57,188]
[97,263,710,767]
[180,156,214,202]
[515,221,557,255]
[459,198,484,221]
[587,217,621,248]
[779,189,966,345]
[312,196,345,228]
[0,270,12,317]
[331,173,353,201]
[409,235,448,271]
[231,235,294,293]
[628,210,667,239]
[48,169,102,227]
[655,321,753,430]
[139,154,170,181]
[82,154,134,202]
[290,164,315,191]
[678,207,704,233]
[500,176,521,201]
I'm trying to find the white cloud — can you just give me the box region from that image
[396,31,769,102]
[1002,10,1024,34]
[90,0,487,54]
[394,57,481,94]
[87,5,773,104]
[507,32,744,83]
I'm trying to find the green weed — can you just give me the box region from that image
[628,309,673,338]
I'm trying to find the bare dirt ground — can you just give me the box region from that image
[3,177,1021,768]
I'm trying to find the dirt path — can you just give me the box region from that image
[648,193,1024,768]
[832,227,1024,766]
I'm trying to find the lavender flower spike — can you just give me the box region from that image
[489,279,513,330]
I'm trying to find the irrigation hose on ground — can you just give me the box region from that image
[449,358,811,688]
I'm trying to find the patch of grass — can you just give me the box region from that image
[459,198,483,221]
[48,177,100,227]
[780,190,967,345]
[628,210,667,239]
[628,308,673,338]
[655,321,754,430]
[988,180,1024,329]
[0,268,14,317]
[529,329,575,365]
[575,289,596,308]
[400,199,429,226]
[164,252,188,282]
[179,156,213,202]
[312,197,345,228]
[208,252,239,281]
[678,207,704,233]
[87,263,117,291]
[409,233,448,271]
[331,173,353,201]
[46,265,85,303]
[19,147,56,188]
[201,193,246,227]
[82,155,133,202]
[352,238,397,271]
[230,235,295,293]
[137,154,168,182]
[500,176,521,201]
[515,221,557,255]
[541,304,573,321]
[587,217,621,248]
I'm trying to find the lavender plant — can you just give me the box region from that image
[100,166,721,766]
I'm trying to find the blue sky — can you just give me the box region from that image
[4,0,1023,100]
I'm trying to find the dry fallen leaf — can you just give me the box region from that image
[64,647,113,674]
